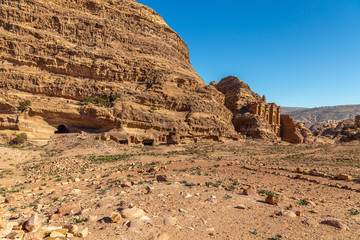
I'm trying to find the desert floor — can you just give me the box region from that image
[1,134,360,240]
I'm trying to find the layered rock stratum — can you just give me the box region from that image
[0,0,237,143]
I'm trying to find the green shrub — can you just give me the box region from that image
[17,100,31,112]
[10,133,28,145]
[82,96,109,107]
[110,94,121,102]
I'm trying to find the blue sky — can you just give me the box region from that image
[137,0,360,107]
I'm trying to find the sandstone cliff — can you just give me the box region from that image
[215,76,280,141]
[0,0,237,144]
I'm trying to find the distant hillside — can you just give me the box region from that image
[281,107,308,114]
[282,105,360,123]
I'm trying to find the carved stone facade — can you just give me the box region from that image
[248,103,281,136]
[355,115,360,130]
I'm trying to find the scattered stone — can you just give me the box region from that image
[111,212,122,223]
[49,214,61,221]
[5,229,25,239]
[179,208,188,213]
[265,195,280,205]
[242,188,256,196]
[75,227,89,238]
[321,219,349,231]
[282,210,296,218]
[296,210,304,217]
[64,225,78,234]
[128,219,144,229]
[236,204,246,209]
[4,196,16,204]
[57,202,81,215]
[336,174,352,180]
[50,230,65,238]
[22,232,43,240]
[42,226,64,236]
[164,217,177,226]
[74,178,81,182]
[302,219,318,227]
[70,189,81,195]
[0,221,13,238]
[185,193,192,198]
[156,175,168,182]
[120,208,146,220]
[146,186,153,194]
[24,214,45,232]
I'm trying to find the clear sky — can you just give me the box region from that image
[137,0,360,107]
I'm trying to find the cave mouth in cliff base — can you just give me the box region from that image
[55,125,69,134]
[143,139,154,146]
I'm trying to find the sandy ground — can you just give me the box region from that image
[1,134,360,240]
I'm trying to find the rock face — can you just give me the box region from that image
[310,116,360,142]
[280,115,315,144]
[355,115,360,130]
[215,76,281,141]
[0,0,237,143]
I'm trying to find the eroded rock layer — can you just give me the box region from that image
[0,0,237,143]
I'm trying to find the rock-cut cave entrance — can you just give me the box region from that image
[143,139,154,146]
[55,125,69,134]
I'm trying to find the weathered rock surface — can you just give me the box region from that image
[280,115,315,144]
[310,116,360,142]
[215,76,281,140]
[24,214,45,232]
[0,0,236,144]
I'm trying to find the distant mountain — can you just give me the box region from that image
[281,105,360,123]
[281,107,308,114]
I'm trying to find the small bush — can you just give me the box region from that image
[348,208,359,215]
[299,199,309,206]
[10,133,28,145]
[82,96,109,107]
[17,100,31,112]
[110,94,121,102]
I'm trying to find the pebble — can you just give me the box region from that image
[243,188,256,196]
[57,202,81,215]
[164,217,177,226]
[111,212,122,223]
[282,210,296,218]
[185,193,192,198]
[5,196,16,204]
[120,208,146,220]
[236,204,246,209]
[265,195,280,205]
[179,208,188,213]
[321,219,349,231]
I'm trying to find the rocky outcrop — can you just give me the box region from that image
[0,0,237,143]
[280,115,315,144]
[355,115,360,130]
[215,76,280,141]
[233,113,278,140]
[215,76,262,114]
[311,117,360,142]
